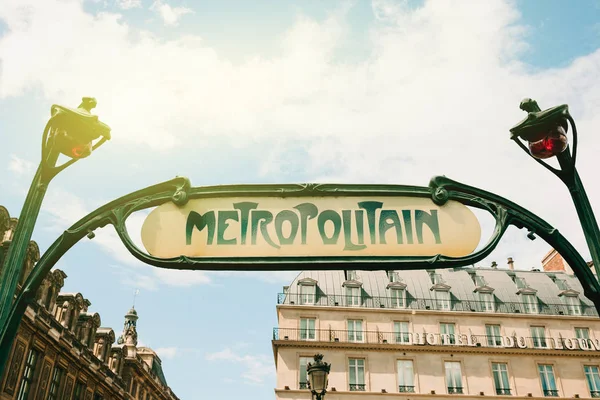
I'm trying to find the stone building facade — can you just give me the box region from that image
[0,205,179,400]
[273,253,600,399]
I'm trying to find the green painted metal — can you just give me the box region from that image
[0,98,110,377]
[510,99,600,280]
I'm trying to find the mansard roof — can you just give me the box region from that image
[284,266,593,308]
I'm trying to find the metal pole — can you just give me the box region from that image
[556,150,600,278]
[0,161,51,332]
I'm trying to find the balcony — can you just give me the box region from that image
[496,388,512,395]
[350,384,366,391]
[448,387,464,394]
[591,391,600,398]
[544,389,559,397]
[398,385,415,393]
[277,292,598,317]
[273,328,595,352]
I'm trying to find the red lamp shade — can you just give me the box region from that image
[527,124,568,159]
[53,129,93,159]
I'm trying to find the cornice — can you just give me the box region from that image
[275,304,599,321]
[274,388,556,399]
[272,339,600,357]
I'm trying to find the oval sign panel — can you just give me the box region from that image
[141,195,481,259]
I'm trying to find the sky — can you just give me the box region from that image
[1,0,600,398]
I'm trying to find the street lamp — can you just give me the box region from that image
[0,97,110,335]
[307,354,330,400]
[510,98,600,279]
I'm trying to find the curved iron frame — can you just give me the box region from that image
[2,174,599,372]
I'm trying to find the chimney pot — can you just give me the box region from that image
[491,261,497,269]
[507,257,514,270]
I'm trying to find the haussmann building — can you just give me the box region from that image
[273,251,600,400]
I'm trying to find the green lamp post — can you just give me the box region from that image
[0,98,110,334]
[307,354,331,400]
[510,98,600,279]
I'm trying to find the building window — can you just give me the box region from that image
[397,360,415,393]
[576,328,590,340]
[74,381,86,400]
[130,381,137,398]
[300,318,316,341]
[440,323,456,345]
[93,393,104,400]
[389,271,400,282]
[486,324,502,347]
[346,286,361,306]
[435,291,451,310]
[531,326,547,348]
[349,358,365,391]
[444,361,463,394]
[492,363,511,395]
[347,320,363,342]
[538,365,558,397]
[523,294,539,314]
[584,366,600,398]
[394,322,410,344]
[47,366,65,400]
[480,292,495,312]
[391,288,406,308]
[346,270,357,281]
[299,357,311,389]
[299,284,316,305]
[565,296,582,315]
[16,348,39,400]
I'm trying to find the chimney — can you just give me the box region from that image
[507,257,514,270]
[491,261,497,269]
[541,249,573,274]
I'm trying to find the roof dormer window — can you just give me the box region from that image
[297,278,317,305]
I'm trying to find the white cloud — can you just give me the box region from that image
[155,346,178,359]
[116,0,142,10]
[150,1,193,26]
[7,154,35,177]
[205,348,274,385]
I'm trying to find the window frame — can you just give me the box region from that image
[486,324,502,347]
[16,347,39,400]
[584,365,600,398]
[394,321,410,344]
[575,327,591,340]
[47,366,65,400]
[440,323,456,345]
[444,361,463,394]
[435,290,451,310]
[390,288,406,308]
[480,292,495,312]
[564,296,582,315]
[299,356,312,390]
[531,326,548,348]
[346,286,362,306]
[491,362,511,395]
[397,359,415,393]
[299,318,316,341]
[73,380,86,400]
[348,358,366,391]
[523,294,539,314]
[299,284,316,305]
[538,364,559,397]
[347,320,363,343]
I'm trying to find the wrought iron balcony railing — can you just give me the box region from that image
[448,386,464,394]
[544,389,559,397]
[496,388,512,395]
[299,382,308,389]
[273,328,597,351]
[277,293,598,317]
[591,391,600,398]
[349,384,366,391]
[398,385,415,393]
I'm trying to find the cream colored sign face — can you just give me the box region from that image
[140,196,481,259]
